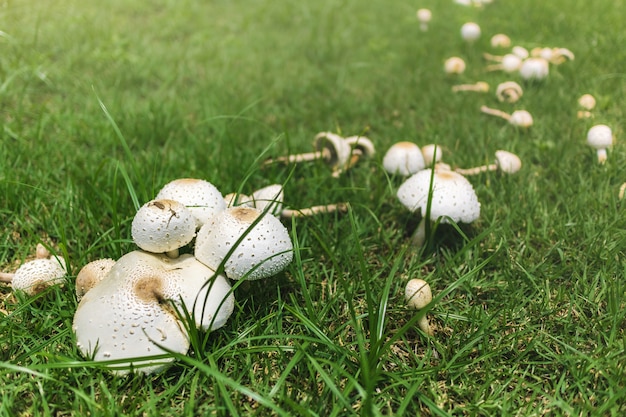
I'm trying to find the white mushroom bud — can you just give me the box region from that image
[490,34,511,48]
[460,22,481,42]
[496,81,523,103]
[481,106,533,128]
[451,82,489,93]
[578,94,596,110]
[382,141,425,176]
[421,144,443,167]
[195,207,293,280]
[405,278,433,335]
[519,58,549,80]
[75,258,116,301]
[455,150,522,175]
[416,8,432,31]
[155,178,226,229]
[511,46,529,59]
[444,57,466,74]
[586,124,614,164]
[131,199,197,258]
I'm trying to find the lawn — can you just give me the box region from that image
[1,0,625,415]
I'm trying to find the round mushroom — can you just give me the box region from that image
[490,33,511,48]
[460,22,481,42]
[7,257,67,296]
[405,278,434,335]
[480,106,533,128]
[455,150,522,175]
[250,184,285,217]
[485,54,522,73]
[586,124,614,164]
[75,258,116,301]
[421,144,443,167]
[382,141,426,176]
[416,8,432,31]
[519,58,549,80]
[444,57,466,74]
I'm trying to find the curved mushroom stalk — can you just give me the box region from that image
[455,150,522,175]
[481,106,533,128]
[452,82,489,93]
[280,202,348,218]
[444,57,466,74]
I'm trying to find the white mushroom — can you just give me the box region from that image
[75,258,116,301]
[496,81,523,103]
[250,184,284,216]
[460,22,481,42]
[451,82,489,93]
[578,94,596,110]
[444,57,466,74]
[131,199,197,258]
[421,144,443,167]
[551,47,575,64]
[397,169,481,247]
[405,278,434,335]
[224,192,252,208]
[490,34,511,48]
[586,124,614,164]
[340,134,376,177]
[485,54,522,73]
[519,58,549,80]
[416,8,432,31]
[480,106,533,128]
[455,150,522,175]
[155,178,226,229]
[382,141,425,176]
[6,257,66,296]
[511,46,529,59]
[195,207,293,280]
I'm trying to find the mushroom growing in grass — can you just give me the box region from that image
[455,150,522,175]
[496,81,523,103]
[586,124,614,164]
[460,22,481,42]
[490,33,511,48]
[131,199,197,259]
[397,168,481,247]
[421,144,443,167]
[444,57,466,74]
[416,8,432,31]
[452,81,489,93]
[0,248,67,296]
[577,94,596,119]
[519,58,549,80]
[75,258,116,301]
[480,105,533,128]
[383,141,426,176]
[405,279,434,335]
[155,178,226,229]
[484,54,522,73]
[340,135,376,177]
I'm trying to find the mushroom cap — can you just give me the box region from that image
[578,94,596,110]
[11,257,66,295]
[397,169,481,224]
[344,135,376,157]
[460,22,481,42]
[73,251,191,374]
[250,184,284,216]
[500,54,523,72]
[496,81,523,103]
[444,57,466,74]
[75,258,116,301]
[416,8,432,23]
[587,124,613,149]
[495,150,522,174]
[519,58,549,80]
[511,46,529,59]
[195,207,293,280]
[405,279,432,310]
[382,141,426,176]
[490,33,511,48]
[131,199,197,254]
[421,144,443,167]
[509,110,534,128]
[155,178,226,229]
[313,132,352,170]
[224,192,252,208]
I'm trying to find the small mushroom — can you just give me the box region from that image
[131,199,197,258]
[405,278,434,335]
[578,94,596,111]
[480,105,533,128]
[397,168,481,247]
[455,150,522,175]
[382,141,426,176]
[451,82,489,93]
[195,206,293,281]
[512,46,529,59]
[586,124,614,164]
[496,81,523,103]
[416,8,432,32]
[224,192,252,208]
[250,184,285,216]
[519,58,549,80]
[490,33,511,48]
[460,22,481,42]
[444,57,466,74]
[550,47,575,64]
[155,178,226,229]
[421,144,443,167]
[75,258,116,301]
[485,54,522,73]
[340,134,376,177]
[0,245,67,296]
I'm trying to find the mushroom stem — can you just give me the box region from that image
[166,248,180,259]
[596,148,608,164]
[480,105,511,121]
[455,163,498,175]
[451,82,489,92]
[264,148,330,165]
[412,218,427,248]
[417,315,433,336]
[482,52,503,62]
[619,183,626,200]
[0,272,14,283]
[280,203,348,218]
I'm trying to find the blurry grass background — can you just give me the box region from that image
[1,0,625,415]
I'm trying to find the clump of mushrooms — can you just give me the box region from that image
[0,244,67,296]
[455,150,522,175]
[405,278,434,335]
[586,124,614,164]
[480,105,533,128]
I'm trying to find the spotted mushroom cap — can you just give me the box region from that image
[72,251,191,374]
[11,257,67,296]
[250,184,284,217]
[75,258,116,301]
[383,142,426,176]
[155,178,226,229]
[397,169,481,224]
[194,206,293,280]
[131,199,196,254]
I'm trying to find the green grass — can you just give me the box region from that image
[1,0,625,415]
